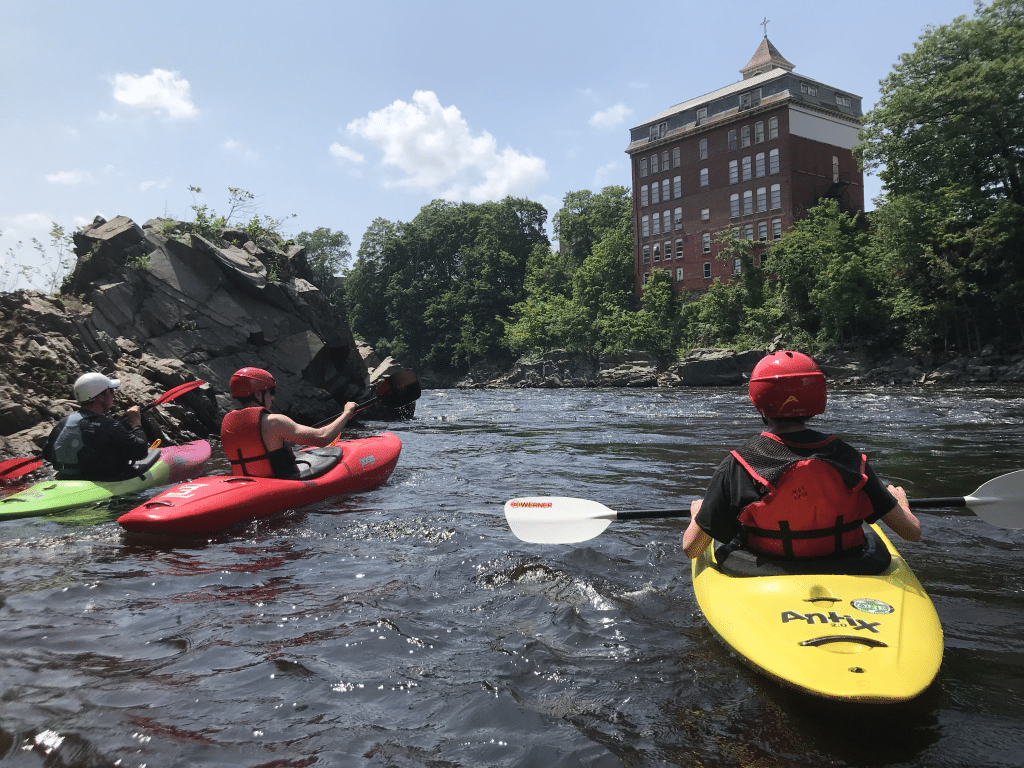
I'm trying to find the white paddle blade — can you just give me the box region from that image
[504,497,617,544]
[965,469,1024,529]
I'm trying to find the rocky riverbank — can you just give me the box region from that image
[453,347,1024,390]
[0,214,411,470]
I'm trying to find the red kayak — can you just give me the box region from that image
[118,432,401,534]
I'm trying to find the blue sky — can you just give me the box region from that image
[1,0,979,289]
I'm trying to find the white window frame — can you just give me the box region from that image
[702,232,711,253]
[730,193,740,218]
[742,156,752,182]
[770,184,781,209]
[673,175,682,198]
[703,261,712,279]
[674,207,683,229]
[729,160,739,185]
[743,190,753,216]
[755,152,765,178]
[757,187,767,212]
[700,168,709,187]
[772,218,782,240]
[769,148,780,175]
[768,117,779,140]
[640,185,649,207]
[754,121,764,143]
[699,138,708,160]
[641,215,650,237]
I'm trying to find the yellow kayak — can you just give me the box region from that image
[691,524,943,702]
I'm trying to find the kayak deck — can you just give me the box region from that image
[118,432,402,534]
[0,441,212,521]
[691,524,943,702]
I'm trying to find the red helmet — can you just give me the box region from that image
[229,367,276,399]
[748,351,826,418]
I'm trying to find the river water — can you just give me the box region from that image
[1,387,1023,767]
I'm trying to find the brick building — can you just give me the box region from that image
[625,36,865,294]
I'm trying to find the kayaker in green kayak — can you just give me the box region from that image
[682,351,921,562]
[41,372,150,481]
[221,367,357,478]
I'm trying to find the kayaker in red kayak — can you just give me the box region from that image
[682,351,921,561]
[221,367,357,478]
[41,372,150,480]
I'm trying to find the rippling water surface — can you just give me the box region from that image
[2,387,1023,767]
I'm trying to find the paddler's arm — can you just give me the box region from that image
[682,499,713,559]
[881,484,922,542]
[263,402,357,449]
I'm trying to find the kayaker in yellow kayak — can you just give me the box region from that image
[221,367,357,478]
[682,351,921,561]
[41,372,150,480]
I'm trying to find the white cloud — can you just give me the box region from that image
[329,143,365,163]
[347,90,546,202]
[222,138,258,160]
[111,69,198,119]
[140,177,172,192]
[589,103,632,130]
[45,169,94,185]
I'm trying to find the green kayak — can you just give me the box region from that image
[0,441,212,521]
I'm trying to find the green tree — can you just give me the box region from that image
[764,200,877,347]
[296,227,351,306]
[856,0,1024,350]
[553,186,632,270]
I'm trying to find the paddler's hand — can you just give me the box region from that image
[887,484,910,514]
[125,405,143,428]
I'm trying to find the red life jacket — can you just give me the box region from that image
[733,432,874,559]
[221,407,275,477]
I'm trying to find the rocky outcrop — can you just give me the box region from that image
[0,214,412,468]
[658,348,764,387]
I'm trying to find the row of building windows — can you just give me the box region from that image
[640,183,782,237]
[640,218,784,266]
[729,184,783,217]
[641,248,771,286]
[638,148,780,207]
[638,117,780,177]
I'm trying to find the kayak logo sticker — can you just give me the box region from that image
[360,455,375,467]
[851,598,894,615]
[781,610,883,633]
[162,483,204,499]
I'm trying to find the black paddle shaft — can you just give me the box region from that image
[617,508,691,522]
